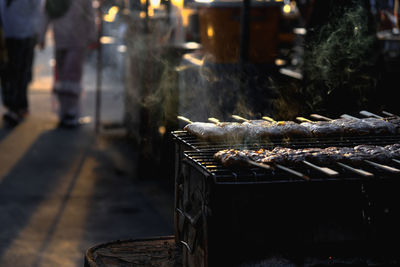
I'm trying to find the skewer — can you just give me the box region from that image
[309,114,333,121]
[208,117,220,124]
[296,117,313,123]
[302,160,339,177]
[340,114,360,120]
[246,160,272,169]
[275,164,310,181]
[262,116,276,122]
[177,116,193,124]
[286,123,340,175]
[307,116,397,172]
[359,110,384,119]
[382,111,396,117]
[239,115,336,177]
[262,116,336,176]
[232,115,249,122]
[336,162,374,177]
[392,158,400,164]
[364,160,400,173]
[247,160,309,180]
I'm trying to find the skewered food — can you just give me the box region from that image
[300,118,399,137]
[183,122,246,141]
[242,120,313,139]
[184,117,400,141]
[184,120,314,141]
[214,144,400,167]
[384,116,400,125]
[298,120,345,137]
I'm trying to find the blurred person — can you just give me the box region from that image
[0,0,43,126]
[39,0,97,128]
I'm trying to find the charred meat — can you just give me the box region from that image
[300,118,399,137]
[214,144,400,167]
[184,118,400,142]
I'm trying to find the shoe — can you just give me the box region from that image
[3,111,21,127]
[58,115,80,129]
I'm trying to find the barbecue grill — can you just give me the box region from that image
[171,113,400,266]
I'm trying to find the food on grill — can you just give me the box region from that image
[243,120,313,139]
[183,120,312,141]
[298,120,345,137]
[214,144,400,167]
[385,116,400,125]
[362,118,400,135]
[184,118,400,141]
[183,122,246,141]
[299,118,399,136]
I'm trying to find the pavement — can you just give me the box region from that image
[0,33,174,266]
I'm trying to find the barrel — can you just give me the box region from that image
[196,0,283,64]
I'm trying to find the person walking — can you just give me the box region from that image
[0,0,43,126]
[39,0,97,128]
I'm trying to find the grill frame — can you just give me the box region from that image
[171,130,400,266]
[172,130,400,184]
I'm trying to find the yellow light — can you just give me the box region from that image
[150,0,161,9]
[103,6,119,22]
[148,6,154,17]
[182,53,204,66]
[283,4,291,13]
[140,11,146,18]
[181,8,195,27]
[100,36,115,44]
[171,0,183,8]
[159,126,166,135]
[207,25,214,38]
[140,0,146,5]
[184,42,201,50]
[275,58,286,66]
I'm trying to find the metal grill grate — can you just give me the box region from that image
[184,150,400,184]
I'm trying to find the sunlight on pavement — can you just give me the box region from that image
[30,31,55,93]
[30,76,53,92]
[0,150,98,266]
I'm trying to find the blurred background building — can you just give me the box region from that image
[95,0,400,180]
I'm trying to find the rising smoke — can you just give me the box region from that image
[301,0,379,116]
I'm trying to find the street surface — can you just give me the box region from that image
[0,32,174,267]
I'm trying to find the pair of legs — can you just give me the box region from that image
[1,37,36,123]
[53,47,86,126]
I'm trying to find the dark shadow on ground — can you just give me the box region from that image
[0,125,174,266]
[79,131,174,252]
[0,126,94,262]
